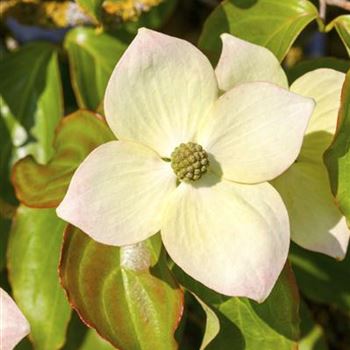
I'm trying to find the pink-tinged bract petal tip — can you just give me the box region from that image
[161,175,290,302]
[57,141,176,246]
[0,288,30,350]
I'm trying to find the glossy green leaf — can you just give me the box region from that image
[61,313,88,350]
[290,243,350,311]
[79,330,116,350]
[286,57,350,84]
[0,42,63,163]
[7,206,71,350]
[15,337,33,350]
[175,264,300,349]
[0,202,14,271]
[192,295,219,350]
[123,0,178,33]
[326,15,350,56]
[76,0,176,29]
[198,0,318,64]
[299,323,327,350]
[0,105,18,204]
[299,302,328,350]
[324,69,350,220]
[0,219,10,271]
[12,110,115,208]
[64,27,127,110]
[63,313,116,350]
[76,0,104,23]
[59,226,184,349]
[0,109,17,271]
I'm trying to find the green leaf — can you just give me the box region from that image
[324,70,350,220]
[59,227,184,349]
[286,57,350,84]
[7,206,71,350]
[289,243,350,311]
[79,330,116,350]
[0,106,18,204]
[64,27,127,110]
[122,0,178,33]
[15,338,33,350]
[175,264,300,349]
[0,108,17,271]
[191,295,220,350]
[326,15,350,56]
[76,0,104,23]
[0,219,10,271]
[12,110,115,208]
[198,0,318,64]
[299,302,328,350]
[61,312,115,350]
[61,313,88,350]
[0,42,63,163]
[75,0,176,28]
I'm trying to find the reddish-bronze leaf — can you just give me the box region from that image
[59,226,184,349]
[12,110,115,208]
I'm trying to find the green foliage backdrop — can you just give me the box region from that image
[1,0,349,349]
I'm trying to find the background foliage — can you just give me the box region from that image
[0,0,349,349]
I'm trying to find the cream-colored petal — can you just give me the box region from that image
[291,69,345,161]
[272,162,349,259]
[0,288,30,350]
[198,82,314,184]
[291,69,345,136]
[215,34,288,91]
[104,28,218,157]
[161,175,290,302]
[57,141,176,246]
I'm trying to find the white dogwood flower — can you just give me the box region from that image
[57,29,314,301]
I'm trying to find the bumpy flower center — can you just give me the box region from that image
[171,142,209,182]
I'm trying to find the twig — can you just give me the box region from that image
[319,0,327,20]
[325,0,350,11]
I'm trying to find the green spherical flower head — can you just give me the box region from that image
[171,142,209,182]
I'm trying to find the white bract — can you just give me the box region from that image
[217,35,350,259]
[57,29,314,302]
[273,69,350,259]
[0,288,30,350]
